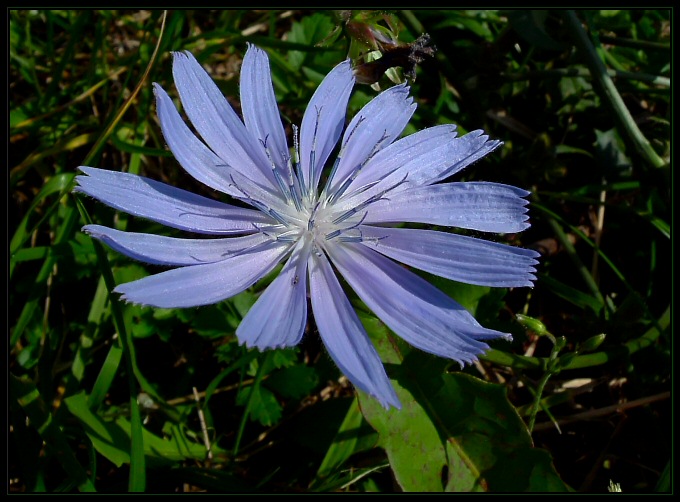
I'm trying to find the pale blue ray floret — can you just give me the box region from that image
[74,44,539,409]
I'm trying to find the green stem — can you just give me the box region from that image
[502,67,669,87]
[598,34,670,52]
[546,216,610,316]
[233,352,272,457]
[483,305,669,371]
[534,201,664,333]
[562,10,666,169]
[10,200,79,347]
[77,199,146,492]
[527,343,561,433]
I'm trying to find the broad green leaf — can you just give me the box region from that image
[360,376,449,491]
[357,316,570,492]
[424,274,491,316]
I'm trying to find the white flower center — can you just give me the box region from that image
[245,118,406,254]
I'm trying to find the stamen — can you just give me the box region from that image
[332,207,359,225]
[267,207,290,226]
[309,106,323,187]
[341,115,366,150]
[363,234,389,245]
[364,129,390,165]
[260,136,291,203]
[229,174,290,226]
[338,234,364,243]
[326,128,390,204]
[320,155,342,200]
[320,117,367,199]
[324,229,342,240]
[344,211,368,230]
[326,169,356,204]
[282,148,304,211]
[332,174,407,225]
[251,223,299,243]
[341,178,382,198]
[324,212,368,241]
[292,124,305,197]
[272,231,299,242]
[307,200,321,231]
[227,227,288,257]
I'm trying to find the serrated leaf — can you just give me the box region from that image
[270,348,299,369]
[246,347,298,377]
[236,385,282,427]
[287,13,336,69]
[266,364,319,399]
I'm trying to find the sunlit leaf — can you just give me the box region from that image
[357,316,570,492]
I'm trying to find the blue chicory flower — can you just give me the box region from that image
[74,44,539,409]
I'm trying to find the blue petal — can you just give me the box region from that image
[75,166,274,234]
[309,250,400,409]
[347,124,457,191]
[154,83,241,197]
[360,226,539,287]
[237,239,310,349]
[329,242,511,366]
[348,128,501,197]
[329,83,415,194]
[114,241,291,308]
[240,44,289,177]
[360,182,531,233]
[83,224,268,266]
[299,59,355,192]
[171,51,276,190]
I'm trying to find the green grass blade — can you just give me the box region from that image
[88,344,124,411]
[11,201,79,347]
[563,10,666,169]
[11,374,97,492]
[317,399,362,476]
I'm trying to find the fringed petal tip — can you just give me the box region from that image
[240,339,289,351]
[80,224,100,237]
[372,390,402,411]
[111,287,143,306]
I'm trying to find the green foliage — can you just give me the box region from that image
[357,314,568,492]
[10,8,669,493]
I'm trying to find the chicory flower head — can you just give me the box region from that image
[75,44,539,409]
